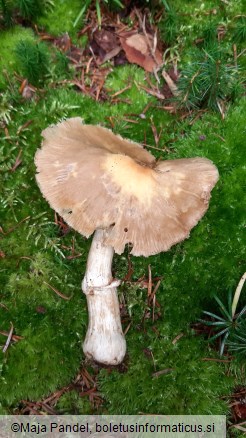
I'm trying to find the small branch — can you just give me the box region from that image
[172,333,184,345]
[2,322,14,353]
[201,357,232,363]
[43,281,72,301]
[111,85,132,98]
[230,421,246,433]
[136,82,165,100]
[0,303,9,310]
[233,44,237,68]
[147,264,152,297]
[124,322,132,335]
[10,149,22,172]
[152,368,174,378]
[0,216,30,238]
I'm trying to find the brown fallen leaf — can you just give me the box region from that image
[99,45,122,65]
[119,31,162,72]
[93,29,119,53]
[162,69,179,97]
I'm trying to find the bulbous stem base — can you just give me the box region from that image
[82,229,126,365]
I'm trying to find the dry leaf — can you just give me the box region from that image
[120,31,162,72]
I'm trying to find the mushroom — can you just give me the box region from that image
[35,117,219,365]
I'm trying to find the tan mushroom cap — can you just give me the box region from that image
[35,117,219,256]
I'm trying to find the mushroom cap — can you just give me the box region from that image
[35,117,219,256]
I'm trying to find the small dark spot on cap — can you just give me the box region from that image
[62,208,72,215]
[124,227,128,232]
[110,222,115,227]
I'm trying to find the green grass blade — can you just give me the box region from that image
[227,289,232,312]
[112,0,124,7]
[232,332,246,343]
[219,331,230,356]
[73,0,91,27]
[237,305,246,319]
[202,310,226,322]
[198,319,227,327]
[214,295,232,321]
[209,327,230,342]
[96,0,102,28]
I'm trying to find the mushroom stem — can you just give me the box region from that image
[82,229,126,365]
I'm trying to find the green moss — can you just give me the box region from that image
[99,335,232,414]
[0,26,36,89]
[37,0,83,38]
[0,247,87,407]
[56,390,92,414]
[15,39,50,86]
[14,0,45,20]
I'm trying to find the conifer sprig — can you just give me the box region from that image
[177,46,241,112]
[15,39,50,85]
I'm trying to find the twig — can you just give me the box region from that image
[2,322,14,353]
[0,331,24,341]
[233,44,237,68]
[134,9,161,82]
[151,120,163,146]
[89,45,99,66]
[136,83,165,100]
[86,57,94,74]
[230,421,246,433]
[43,281,72,301]
[0,216,30,238]
[150,280,161,322]
[147,264,152,297]
[201,357,232,363]
[143,142,167,152]
[17,120,33,135]
[172,333,184,344]
[237,48,246,58]
[123,253,134,282]
[111,85,131,98]
[10,149,22,172]
[142,102,153,114]
[124,322,132,335]
[0,303,9,311]
[152,368,174,378]
[122,117,139,124]
[212,133,226,142]
[149,280,161,303]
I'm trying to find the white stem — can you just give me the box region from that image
[82,229,126,365]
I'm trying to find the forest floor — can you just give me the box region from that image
[0,0,245,436]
